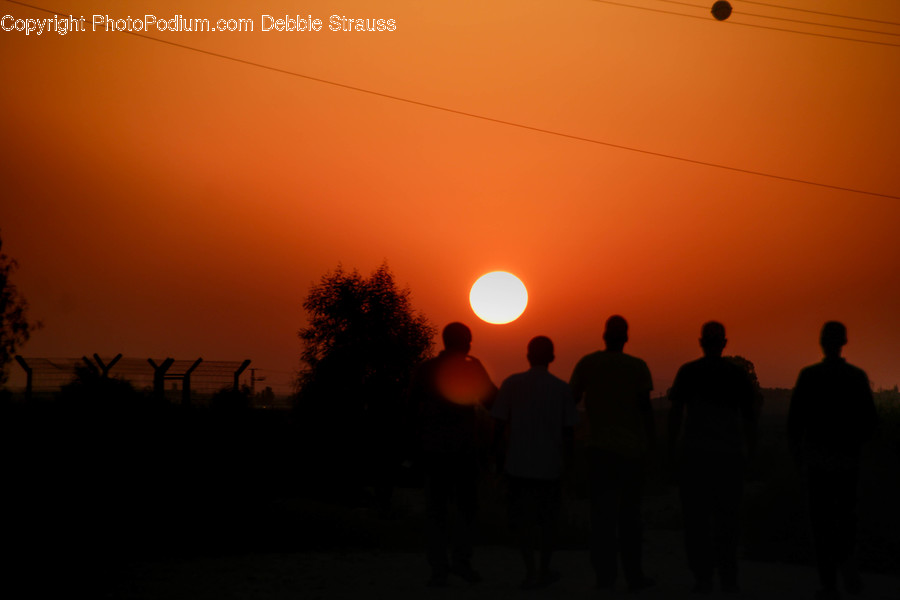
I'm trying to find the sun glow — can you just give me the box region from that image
[469,271,528,325]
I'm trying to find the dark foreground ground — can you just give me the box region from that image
[110,534,899,600]
[104,479,898,599]
[10,477,899,599]
[4,395,898,599]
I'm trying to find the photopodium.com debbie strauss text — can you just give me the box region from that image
[1,13,398,36]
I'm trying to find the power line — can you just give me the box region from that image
[591,0,718,23]
[590,0,900,47]
[721,16,900,47]
[742,13,900,38]
[654,0,900,36]
[738,0,900,27]
[5,0,899,201]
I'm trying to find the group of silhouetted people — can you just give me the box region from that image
[408,318,878,599]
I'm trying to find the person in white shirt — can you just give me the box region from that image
[492,336,577,589]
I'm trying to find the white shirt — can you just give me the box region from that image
[492,367,577,479]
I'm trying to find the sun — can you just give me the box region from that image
[469,271,528,324]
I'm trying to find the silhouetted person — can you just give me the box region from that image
[788,322,878,600]
[569,315,656,592]
[409,322,497,587]
[492,336,577,589]
[668,321,757,594]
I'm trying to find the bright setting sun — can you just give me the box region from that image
[469,271,528,325]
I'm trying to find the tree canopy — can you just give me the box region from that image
[295,263,435,500]
[0,233,39,387]
[297,263,435,409]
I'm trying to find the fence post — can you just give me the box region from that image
[81,356,100,376]
[14,355,32,401]
[148,358,174,402]
[182,358,203,406]
[233,360,251,392]
[93,353,123,378]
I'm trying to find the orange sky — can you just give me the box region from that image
[2,0,898,394]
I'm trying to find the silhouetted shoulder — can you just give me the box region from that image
[575,351,647,369]
[498,370,530,391]
[542,369,574,398]
[790,356,877,453]
[796,358,872,392]
[670,357,752,403]
[678,356,745,376]
[669,358,705,402]
[413,354,442,377]
[673,357,705,377]
[572,351,651,385]
[548,370,571,389]
[572,351,604,371]
[500,369,569,392]
[837,360,870,386]
[463,355,488,370]
[620,352,651,374]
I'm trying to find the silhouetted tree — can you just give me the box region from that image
[298,262,435,401]
[725,355,759,388]
[296,263,435,501]
[211,383,252,412]
[0,232,39,387]
[725,355,764,412]
[59,363,142,416]
[724,355,764,479]
[665,356,762,410]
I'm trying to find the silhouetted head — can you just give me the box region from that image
[442,322,472,353]
[820,321,847,359]
[700,321,727,358]
[603,315,629,351]
[527,336,554,367]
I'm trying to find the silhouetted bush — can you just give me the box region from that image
[58,363,143,414]
[294,263,435,502]
[211,383,252,412]
[0,232,40,386]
